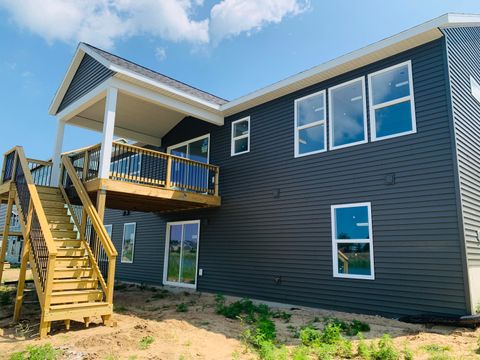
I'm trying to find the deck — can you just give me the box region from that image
[63,142,221,213]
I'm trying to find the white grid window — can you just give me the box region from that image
[231,117,250,156]
[331,202,375,280]
[368,61,417,141]
[294,90,326,157]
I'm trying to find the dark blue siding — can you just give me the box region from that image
[106,38,469,317]
[443,27,480,267]
[57,54,114,113]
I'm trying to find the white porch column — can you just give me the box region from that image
[50,118,66,186]
[98,87,118,179]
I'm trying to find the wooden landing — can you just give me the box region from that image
[84,178,221,213]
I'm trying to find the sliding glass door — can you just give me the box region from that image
[163,220,200,289]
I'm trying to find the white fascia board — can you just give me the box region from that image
[220,13,480,113]
[48,46,86,115]
[110,77,224,125]
[80,44,223,112]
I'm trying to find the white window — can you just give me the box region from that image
[331,202,374,280]
[368,61,416,141]
[167,134,210,164]
[121,222,136,263]
[231,117,250,156]
[329,77,367,150]
[104,224,113,238]
[471,76,480,103]
[294,90,326,157]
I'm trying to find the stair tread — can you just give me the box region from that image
[49,301,109,310]
[52,289,102,295]
[53,278,96,283]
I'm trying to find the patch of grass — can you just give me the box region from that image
[402,345,413,360]
[9,344,60,360]
[296,324,353,359]
[369,334,400,360]
[324,317,370,336]
[423,344,450,353]
[272,310,292,323]
[291,346,310,360]
[138,335,155,350]
[215,295,271,323]
[0,285,14,306]
[176,303,188,312]
[423,344,452,360]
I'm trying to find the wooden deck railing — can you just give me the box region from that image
[1,147,57,307]
[60,155,118,304]
[66,142,220,196]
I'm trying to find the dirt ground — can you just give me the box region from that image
[1,272,479,359]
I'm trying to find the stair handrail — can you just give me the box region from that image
[12,147,58,256]
[60,154,118,302]
[2,146,57,310]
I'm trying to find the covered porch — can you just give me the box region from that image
[46,43,225,215]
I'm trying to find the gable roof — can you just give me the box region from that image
[83,43,228,106]
[50,13,480,119]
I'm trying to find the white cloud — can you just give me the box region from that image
[210,0,309,43]
[0,0,209,48]
[0,0,309,49]
[155,47,167,61]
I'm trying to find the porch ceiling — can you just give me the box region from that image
[69,91,186,146]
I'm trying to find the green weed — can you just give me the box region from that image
[370,334,400,360]
[9,344,60,360]
[0,285,13,306]
[176,303,188,312]
[324,317,370,336]
[138,335,154,350]
[215,295,271,323]
[271,310,292,323]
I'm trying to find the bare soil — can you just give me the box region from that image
[0,274,479,359]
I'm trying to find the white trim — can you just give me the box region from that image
[104,224,113,237]
[167,134,211,164]
[98,87,118,179]
[294,90,327,158]
[163,220,201,290]
[109,78,224,125]
[231,117,250,156]
[121,222,136,264]
[368,60,417,142]
[331,202,375,280]
[221,13,480,114]
[50,119,66,186]
[80,43,223,111]
[328,77,368,151]
[470,76,480,103]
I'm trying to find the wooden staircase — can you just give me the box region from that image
[0,146,117,338]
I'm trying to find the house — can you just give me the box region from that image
[1,13,480,337]
[0,204,23,265]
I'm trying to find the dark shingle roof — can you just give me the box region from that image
[82,43,228,106]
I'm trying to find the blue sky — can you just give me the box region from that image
[0,0,479,160]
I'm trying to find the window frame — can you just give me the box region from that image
[167,133,211,164]
[331,202,375,280]
[328,77,368,150]
[121,222,136,264]
[104,224,113,238]
[470,76,480,104]
[368,60,417,142]
[294,90,327,158]
[231,117,250,156]
[163,219,201,289]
